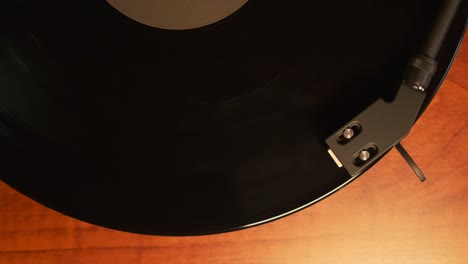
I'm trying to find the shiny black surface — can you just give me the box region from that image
[0,0,466,235]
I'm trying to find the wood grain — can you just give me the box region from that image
[1,37,467,264]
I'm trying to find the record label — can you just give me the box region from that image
[107,0,249,29]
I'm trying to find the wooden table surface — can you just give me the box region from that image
[1,36,467,264]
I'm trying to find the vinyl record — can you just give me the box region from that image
[0,0,466,235]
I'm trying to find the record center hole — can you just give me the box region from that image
[106,0,249,30]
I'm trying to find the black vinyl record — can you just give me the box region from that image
[0,0,466,235]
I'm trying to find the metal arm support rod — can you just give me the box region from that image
[421,0,462,59]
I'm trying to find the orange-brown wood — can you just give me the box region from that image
[1,37,467,264]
